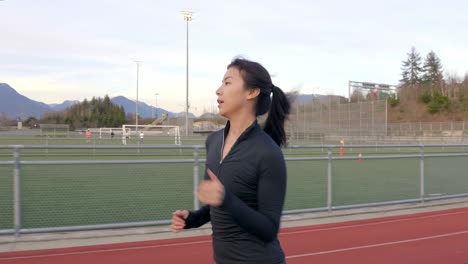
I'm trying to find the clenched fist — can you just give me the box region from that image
[197,169,225,207]
[171,210,189,233]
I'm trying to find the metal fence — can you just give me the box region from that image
[2,118,468,146]
[285,98,468,143]
[387,121,468,137]
[286,99,387,139]
[1,144,468,237]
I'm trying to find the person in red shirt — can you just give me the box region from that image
[85,129,91,143]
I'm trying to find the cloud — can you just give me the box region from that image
[1,0,468,115]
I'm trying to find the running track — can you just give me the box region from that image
[1,207,467,263]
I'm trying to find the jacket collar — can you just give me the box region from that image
[223,119,260,143]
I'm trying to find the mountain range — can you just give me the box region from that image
[0,83,193,120]
[0,83,333,120]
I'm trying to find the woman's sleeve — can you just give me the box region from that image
[219,149,286,242]
[184,205,211,229]
[184,135,214,229]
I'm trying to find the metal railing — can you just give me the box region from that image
[0,144,467,237]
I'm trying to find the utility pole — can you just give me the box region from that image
[180,11,194,137]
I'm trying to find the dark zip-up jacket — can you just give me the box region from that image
[184,120,287,264]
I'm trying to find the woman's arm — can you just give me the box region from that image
[184,205,211,229]
[220,150,286,242]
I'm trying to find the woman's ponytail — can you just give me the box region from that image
[264,85,291,146]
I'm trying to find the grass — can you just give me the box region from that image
[0,165,13,229]
[0,136,467,230]
[18,163,195,228]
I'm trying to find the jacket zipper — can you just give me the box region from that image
[218,130,225,177]
[220,130,225,165]
[218,121,254,177]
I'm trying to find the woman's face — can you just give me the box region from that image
[216,67,258,118]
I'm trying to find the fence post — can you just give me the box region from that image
[13,146,22,237]
[193,147,200,210]
[327,147,333,212]
[419,145,425,203]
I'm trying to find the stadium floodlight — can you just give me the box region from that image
[180,10,194,137]
[133,60,142,132]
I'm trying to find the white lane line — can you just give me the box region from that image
[1,209,467,261]
[286,230,468,259]
[281,209,468,235]
[0,240,211,261]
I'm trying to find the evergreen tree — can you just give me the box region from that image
[422,50,444,96]
[64,95,127,129]
[400,47,423,86]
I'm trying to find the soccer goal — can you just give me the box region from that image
[122,125,181,145]
[39,124,70,137]
[98,127,130,139]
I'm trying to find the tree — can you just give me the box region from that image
[445,72,461,99]
[428,93,450,114]
[350,89,365,103]
[64,95,127,129]
[422,50,444,96]
[459,74,468,112]
[40,111,65,124]
[400,47,423,87]
[0,114,13,127]
[24,116,39,128]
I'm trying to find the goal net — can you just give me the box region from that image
[98,127,130,139]
[122,125,181,145]
[39,124,70,137]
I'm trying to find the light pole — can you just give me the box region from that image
[134,60,142,132]
[180,11,193,137]
[153,93,159,119]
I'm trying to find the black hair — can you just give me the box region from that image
[227,58,291,146]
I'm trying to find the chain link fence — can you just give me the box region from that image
[0,164,13,230]
[0,144,468,236]
[387,121,468,137]
[285,98,468,144]
[2,114,468,147]
[20,162,195,228]
[286,99,387,141]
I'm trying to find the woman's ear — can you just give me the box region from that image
[247,88,261,100]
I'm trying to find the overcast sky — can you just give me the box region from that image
[1,0,467,115]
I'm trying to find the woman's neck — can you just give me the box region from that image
[227,112,256,138]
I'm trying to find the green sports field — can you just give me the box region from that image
[1,135,467,231]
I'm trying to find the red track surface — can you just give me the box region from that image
[1,207,467,264]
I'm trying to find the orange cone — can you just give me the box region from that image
[340,138,344,157]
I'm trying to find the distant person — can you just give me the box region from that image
[139,131,144,144]
[171,58,291,264]
[85,129,92,143]
[122,131,127,145]
[111,131,115,140]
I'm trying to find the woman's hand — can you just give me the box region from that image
[197,169,225,207]
[171,210,189,233]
